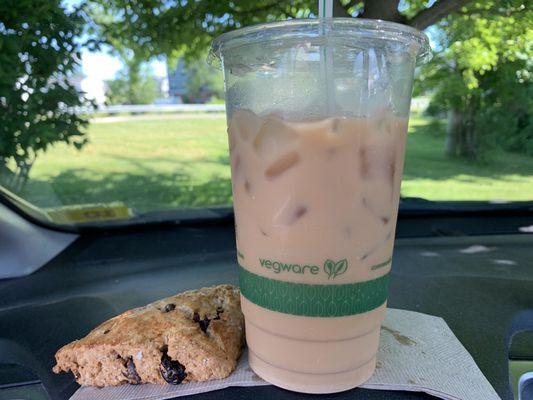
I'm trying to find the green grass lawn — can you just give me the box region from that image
[402,115,533,200]
[17,113,533,214]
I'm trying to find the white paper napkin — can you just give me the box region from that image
[71,309,501,400]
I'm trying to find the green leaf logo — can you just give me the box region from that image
[323,259,348,279]
[324,260,335,278]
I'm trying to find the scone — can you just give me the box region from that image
[53,284,244,387]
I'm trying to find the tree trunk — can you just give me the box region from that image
[408,0,473,30]
[462,128,476,159]
[127,59,142,105]
[459,97,479,159]
[446,108,480,159]
[331,0,475,29]
[333,0,348,17]
[360,0,405,23]
[0,158,11,187]
[10,158,33,192]
[445,108,462,157]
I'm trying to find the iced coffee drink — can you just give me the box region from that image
[209,17,430,394]
[228,109,407,392]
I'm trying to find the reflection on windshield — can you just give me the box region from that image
[0,1,530,226]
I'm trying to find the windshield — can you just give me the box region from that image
[1,1,531,228]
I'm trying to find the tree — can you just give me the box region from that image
[86,3,159,106]
[184,54,224,103]
[106,62,158,105]
[418,0,531,158]
[475,61,532,156]
[87,0,473,60]
[0,0,90,190]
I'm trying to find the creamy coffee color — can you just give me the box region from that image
[227,109,408,393]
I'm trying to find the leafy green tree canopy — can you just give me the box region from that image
[106,64,159,105]
[184,53,224,103]
[0,0,90,189]
[417,0,532,158]
[86,0,470,60]
[85,0,475,108]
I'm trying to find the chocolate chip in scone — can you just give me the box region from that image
[162,303,176,313]
[103,329,111,334]
[214,307,224,320]
[160,347,187,385]
[193,312,211,333]
[123,356,141,384]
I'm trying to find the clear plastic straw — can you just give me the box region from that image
[319,0,335,115]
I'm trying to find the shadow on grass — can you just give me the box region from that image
[19,168,232,212]
[100,153,231,167]
[404,120,533,181]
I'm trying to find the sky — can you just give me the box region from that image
[64,0,168,102]
[81,50,168,81]
[80,49,168,102]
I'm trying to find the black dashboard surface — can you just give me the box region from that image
[0,219,532,400]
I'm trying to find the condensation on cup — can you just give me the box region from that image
[209,18,431,394]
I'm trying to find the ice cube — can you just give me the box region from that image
[370,107,396,136]
[253,117,297,161]
[359,143,395,182]
[287,205,308,225]
[360,231,393,261]
[376,114,393,135]
[359,147,371,179]
[265,151,300,180]
[362,196,391,225]
[361,181,394,222]
[229,109,264,142]
[388,157,396,189]
[231,154,241,175]
[331,117,355,136]
[273,202,309,226]
[227,126,237,151]
[244,179,252,194]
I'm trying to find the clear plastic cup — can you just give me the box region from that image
[209,18,430,394]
